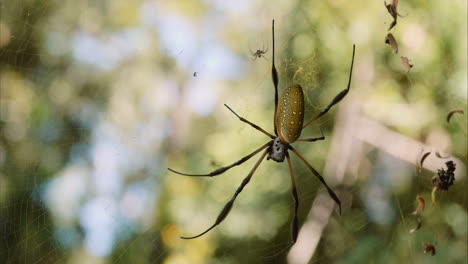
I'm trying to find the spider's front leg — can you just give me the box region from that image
[271,19,279,136]
[303,44,356,129]
[180,150,269,239]
[168,141,272,177]
[168,104,275,177]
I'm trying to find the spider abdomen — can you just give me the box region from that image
[276,84,304,143]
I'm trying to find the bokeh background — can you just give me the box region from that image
[0,0,467,263]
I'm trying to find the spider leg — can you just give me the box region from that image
[181,150,269,239]
[297,128,325,142]
[286,152,299,244]
[289,146,341,215]
[271,19,279,136]
[168,141,272,177]
[224,104,275,139]
[303,44,355,129]
[250,49,258,60]
[263,153,299,257]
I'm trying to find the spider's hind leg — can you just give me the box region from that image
[289,146,342,214]
[286,152,299,244]
[262,152,300,258]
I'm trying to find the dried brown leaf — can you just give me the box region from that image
[385,33,398,53]
[385,1,397,19]
[384,2,397,31]
[409,217,422,233]
[446,109,464,123]
[384,0,406,30]
[385,0,406,18]
[411,196,425,215]
[400,56,413,72]
[420,151,431,168]
[423,242,436,256]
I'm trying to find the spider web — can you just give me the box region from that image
[1,0,467,264]
[0,0,168,263]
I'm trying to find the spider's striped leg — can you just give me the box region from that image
[168,141,272,177]
[271,19,279,136]
[180,150,269,239]
[264,153,299,257]
[297,128,325,142]
[224,104,275,139]
[286,153,299,244]
[289,146,341,215]
[303,44,355,129]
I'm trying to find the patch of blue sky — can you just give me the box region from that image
[80,196,119,257]
[140,1,246,81]
[71,28,149,71]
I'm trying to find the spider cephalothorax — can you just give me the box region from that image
[168,20,356,250]
[268,137,288,162]
[250,47,268,60]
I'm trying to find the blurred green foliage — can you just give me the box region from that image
[0,0,466,263]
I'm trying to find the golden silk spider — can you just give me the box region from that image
[168,20,356,247]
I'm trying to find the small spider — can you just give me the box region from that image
[250,45,268,60]
[169,20,355,251]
